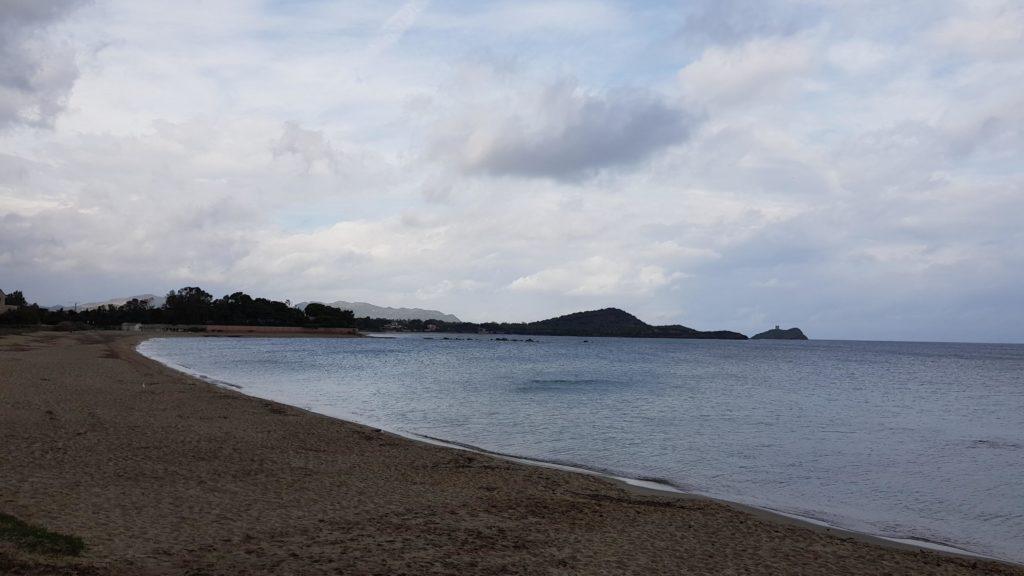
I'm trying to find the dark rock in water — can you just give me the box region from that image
[752,326,808,340]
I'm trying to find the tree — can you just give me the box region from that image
[5,290,27,307]
[0,304,41,325]
[163,287,213,324]
[210,291,254,324]
[121,298,152,312]
[304,303,355,327]
[118,298,154,323]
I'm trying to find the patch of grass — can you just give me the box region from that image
[0,513,85,556]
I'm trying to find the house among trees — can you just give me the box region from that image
[0,289,21,315]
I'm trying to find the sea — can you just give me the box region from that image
[137,334,1024,563]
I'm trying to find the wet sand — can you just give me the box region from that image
[1,330,1021,575]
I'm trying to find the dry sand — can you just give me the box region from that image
[1,330,1021,575]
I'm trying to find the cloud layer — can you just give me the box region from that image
[1,0,1022,342]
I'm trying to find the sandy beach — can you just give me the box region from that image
[2,331,1021,575]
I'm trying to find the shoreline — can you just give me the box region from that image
[3,330,1022,575]
[137,334,1017,567]
[398,433,1004,564]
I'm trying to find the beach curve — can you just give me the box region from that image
[2,330,1021,575]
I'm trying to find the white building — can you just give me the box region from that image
[121,322,142,331]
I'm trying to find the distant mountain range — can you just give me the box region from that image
[48,294,166,311]
[296,300,461,322]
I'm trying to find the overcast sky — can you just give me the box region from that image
[1,0,1022,341]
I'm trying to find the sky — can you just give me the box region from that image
[1,0,1022,342]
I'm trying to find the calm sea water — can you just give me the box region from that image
[138,335,1024,562]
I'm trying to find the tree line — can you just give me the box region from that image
[0,287,356,328]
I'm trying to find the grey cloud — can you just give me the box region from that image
[273,121,339,174]
[1,0,83,25]
[0,0,88,129]
[459,83,697,181]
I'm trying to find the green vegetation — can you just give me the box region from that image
[4,291,27,306]
[0,287,352,329]
[303,302,356,327]
[0,512,85,556]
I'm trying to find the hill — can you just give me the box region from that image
[526,308,649,334]
[523,308,747,339]
[408,308,747,340]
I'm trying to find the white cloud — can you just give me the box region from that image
[0,193,66,216]
[827,40,889,74]
[509,257,686,296]
[422,0,625,35]
[678,35,817,106]
[930,2,1024,58]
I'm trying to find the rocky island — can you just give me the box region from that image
[752,326,809,340]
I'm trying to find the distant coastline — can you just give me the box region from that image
[5,286,769,341]
[386,308,749,340]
